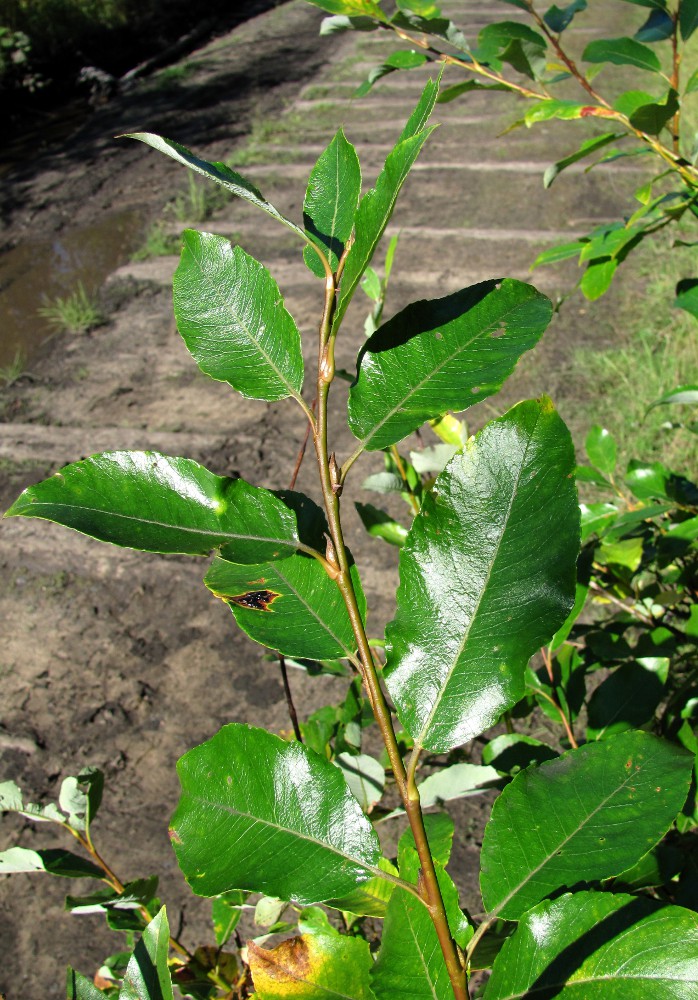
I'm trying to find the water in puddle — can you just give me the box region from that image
[0,208,144,369]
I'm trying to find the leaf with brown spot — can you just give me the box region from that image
[249,931,377,999]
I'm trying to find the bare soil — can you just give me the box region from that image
[0,1,649,996]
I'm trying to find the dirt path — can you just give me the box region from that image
[0,2,647,995]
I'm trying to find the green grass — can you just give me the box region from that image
[38,282,104,334]
[153,61,195,88]
[170,173,229,223]
[132,221,180,260]
[573,233,698,478]
[0,350,26,388]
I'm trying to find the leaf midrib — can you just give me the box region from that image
[186,239,302,401]
[490,763,641,919]
[21,500,298,551]
[355,288,535,451]
[413,409,539,749]
[264,560,357,658]
[192,795,387,886]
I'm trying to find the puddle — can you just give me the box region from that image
[0,208,145,369]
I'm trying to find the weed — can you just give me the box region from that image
[0,350,26,387]
[131,221,179,260]
[170,172,228,223]
[38,282,104,334]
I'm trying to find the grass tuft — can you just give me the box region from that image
[132,221,180,260]
[0,350,26,388]
[38,282,104,334]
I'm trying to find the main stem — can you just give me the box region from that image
[311,274,468,1000]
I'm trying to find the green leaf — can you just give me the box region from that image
[585,425,617,475]
[675,278,698,319]
[0,846,103,878]
[356,50,429,97]
[532,238,586,268]
[647,384,698,410]
[680,0,698,39]
[335,753,385,812]
[483,891,698,999]
[396,0,441,15]
[371,848,470,1000]
[583,37,662,73]
[119,907,174,1000]
[303,129,362,278]
[170,724,388,903]
[324,857,398,917]
[524,100,586,125]
[205,553,365,660]
[480,731,694,920]
[319,15,379,34]
[618,0,667,8]
[685,67,698,94]
[173,231,304,402]
[581,257,618,300]
[58,767,103,833]
[66,969,108,1000]
[212,892,245,947]
[544,132,622,188]
[635,9,674,41]
[628,89,680,134]
[123,133,306,238]
[384,398,579,753]
[355,503,408,547]
[6,452,299,560]
[398,811,454,866]
[334,78,439,332]
[306,0,386,17]
[66,877,158,914]
[587,662,666,739]
[348,280,552,452]
[544,0,587,32]
[417,764,502,807]
[249,929,377,999]
[482,734,558,775]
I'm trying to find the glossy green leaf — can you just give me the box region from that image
[0,846,103,879]
[385,398,579,753]
[525,100,586,126]
[585,425,617,475]
[205,553,364,660]
[482,734,558,775]
[0,779,75,825]
[681,0,698,39]
[303,129,361,278]
[647,384,698,410]
[484,891,698,999]
[173,231,303,402]
[170,724,387,903]
[335,753,385,812]
[66,877,158,914]
[66,970,107,1000]
[249,928,376,999]
[348,280,551,452]
[334,78,438,331]
[119,907,173,1000]
[544,0,587,32]
[124,133,305,236]
[6,452,299,560]
[544,132,622,188]
[583,37,662,73]
[480,731,694,919]
[371,848,470,1000]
